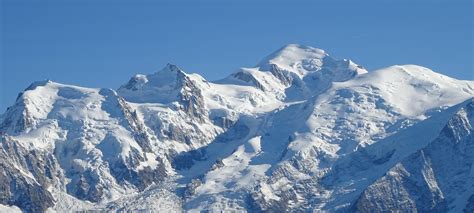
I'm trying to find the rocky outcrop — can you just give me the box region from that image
[175,70,207,121]
[355,100,474,212]
[232,70,266,91]
[0,136,58,212]
[0,99,33,135]
[268,64,294,86]
[118,96,154,152]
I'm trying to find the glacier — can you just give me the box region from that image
[0,44,473,212]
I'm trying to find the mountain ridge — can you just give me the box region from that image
[1,44,473,212]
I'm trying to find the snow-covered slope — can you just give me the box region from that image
[219,44,368,102]
[356,99,474,212]
[0,44,473,212]
[0,81,169,212]
[185,64,473,212]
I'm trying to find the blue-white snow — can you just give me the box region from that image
[0,44,473,212]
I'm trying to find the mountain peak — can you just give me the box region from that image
[119,64,187,92]
[257,44,367,79]
[2,45,474,212]
[23,80,54,92]
[258,44,327,71]
[117,63,203,104]
[162,63,185,74]
[272,44,326,57]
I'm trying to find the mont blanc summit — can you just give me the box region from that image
[1,45,473,212]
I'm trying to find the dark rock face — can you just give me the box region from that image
[176,71,207,121]
[117,97,154,152]
[211,116,236,129]
[172,149,207,170]
[100,88,155,153]
[107,151,167,191]
[214,121,249,143]
[144,112,215,150]
[67,170,104,203]
[163,122,192,145]
[184,179,202,198]
[121,76,143,91]
[232,71,266,91]
[0,136,57,212]
[269,64,293,86]
[250,181,300,212]
[0,99,33,135]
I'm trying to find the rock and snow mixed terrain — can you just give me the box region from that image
[1,44,473,212]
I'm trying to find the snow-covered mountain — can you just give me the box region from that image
[1,44,473,212]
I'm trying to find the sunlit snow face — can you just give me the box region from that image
[301,58,324,72]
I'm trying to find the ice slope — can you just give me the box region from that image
[0,44,473,212]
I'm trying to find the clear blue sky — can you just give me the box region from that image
[1,0,473,112]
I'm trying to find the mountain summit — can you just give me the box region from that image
[1,45,473,212]
[258,44,367,77]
